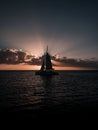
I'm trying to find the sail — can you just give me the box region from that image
[46,52,52,70]
[40,59,45,70]
[40,46,53,70]
[35,46,59,75]
[40,55,45,70]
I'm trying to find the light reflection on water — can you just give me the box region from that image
[0,70,98,110]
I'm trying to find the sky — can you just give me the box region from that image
[0,0,98,59]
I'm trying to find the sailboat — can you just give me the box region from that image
[35,46,59,76]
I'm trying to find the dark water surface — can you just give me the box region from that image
[0,70,98,125]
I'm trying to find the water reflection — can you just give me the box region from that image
[0,71,98,111]
[40,76,56,105]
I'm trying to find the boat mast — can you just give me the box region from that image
[46,45,48,53]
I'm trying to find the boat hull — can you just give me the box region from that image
[35,70,59,76]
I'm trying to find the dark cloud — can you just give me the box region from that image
[56,58,98,69]
[0,48,98,69]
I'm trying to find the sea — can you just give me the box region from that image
[0,70,98,126]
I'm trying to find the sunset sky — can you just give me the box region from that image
[0,0,98,70]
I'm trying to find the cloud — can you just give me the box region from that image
[0,48,98,70]
[52,57,98,69]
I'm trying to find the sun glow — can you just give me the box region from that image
[54,66,93,70]
[0,64,40,70]
[0,64,94,70]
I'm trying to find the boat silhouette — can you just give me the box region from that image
[35,46,59,76]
